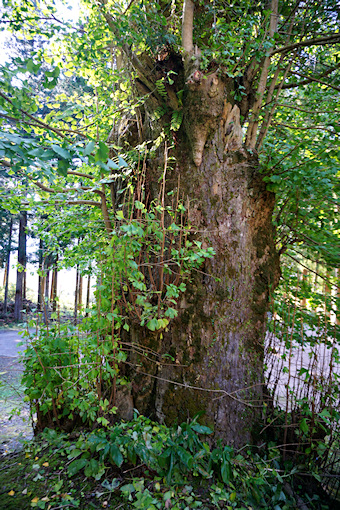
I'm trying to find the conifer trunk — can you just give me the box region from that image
[3,217,13,316]
[14,211,27,321]
[38,238,44,311]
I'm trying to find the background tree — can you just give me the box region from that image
[13,210,27,321]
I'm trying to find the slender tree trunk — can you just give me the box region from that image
[23,271,26,301]
[78,274,83,311]
[38,238,44,310]
[3,217,13,316]
[85,274,91,316]
[74,266,79,324]
[14,212,27,321]
[336,268,340,326]
[51,261,58,313]
[45,269,50,310]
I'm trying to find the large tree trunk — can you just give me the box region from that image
[14,211,27,321]
[126,71,280,447]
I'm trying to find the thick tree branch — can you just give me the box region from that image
[256,54,296,150]
[97,1,159,100]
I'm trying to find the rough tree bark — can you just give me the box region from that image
[128,79,280,447]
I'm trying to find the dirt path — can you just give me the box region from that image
[0,329,33,454]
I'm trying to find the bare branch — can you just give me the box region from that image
[279,62,340,90]
[288,70,340,92]
[271,33,340,56]
[26,200,101,207]
[0,159,96,181]
[123,0,135,15]
[275,103,339,115]
[67,170,95,180]
[0,112,89,140]
[25,175,92,194]
[0,91,71,141]
[272,121,336,134]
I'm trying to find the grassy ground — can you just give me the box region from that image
[0,435,217,510]
[0,447,127,509]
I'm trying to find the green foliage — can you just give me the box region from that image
[262,85,340,267]
[102,196,215,332]
[21,319,119,429]
[22,416,309,509]
[21,185,215,428]
[170,110,183,132]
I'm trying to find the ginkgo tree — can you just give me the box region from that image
[0,0,339,446]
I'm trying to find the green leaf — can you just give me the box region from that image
[116,210,125,220]
[109,444,123,467]
[84,141,95,156]
[84,458,100,477]
[300,418,309,435]
[95,141,109,162]
[68,458,88,476]
[164,307,178,319]
[191,424,213,435]
[146,318,159,331]
[52,145,71,160]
